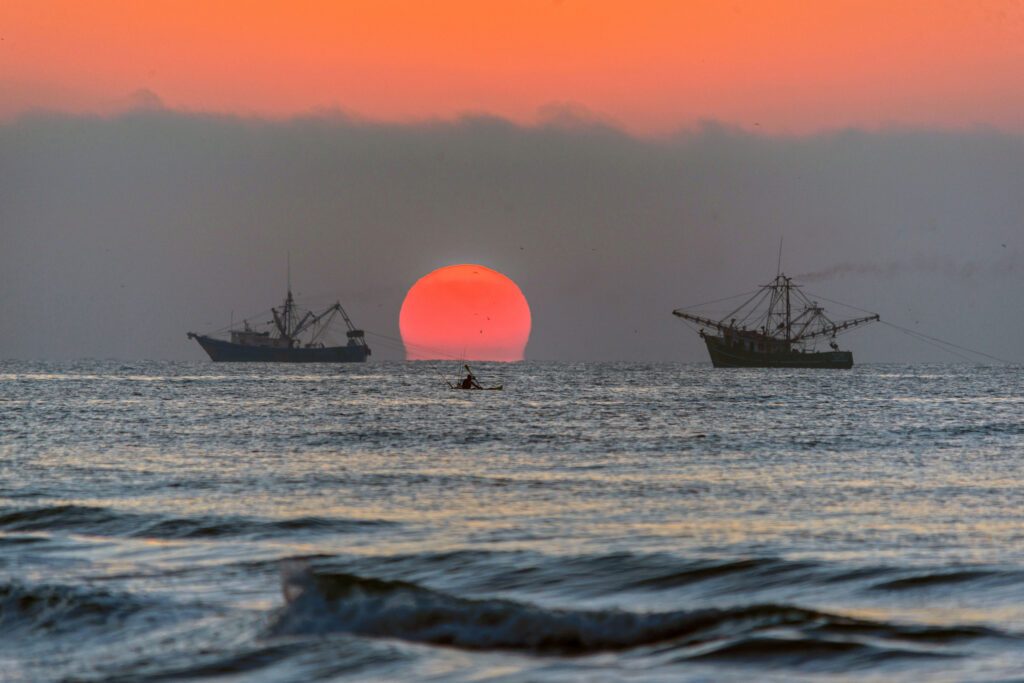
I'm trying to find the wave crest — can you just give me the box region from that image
[268,562,998,661]
[0,504,394,540]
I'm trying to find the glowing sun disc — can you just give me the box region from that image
[399,264,531,361]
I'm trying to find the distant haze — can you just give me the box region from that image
[2,110,1022,363]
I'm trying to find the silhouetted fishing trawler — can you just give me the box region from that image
[673,274,878,368]
[187,286,370,363]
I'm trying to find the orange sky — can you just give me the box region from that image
[3,0,1023,134]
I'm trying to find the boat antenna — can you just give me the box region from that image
[776,237,784,277]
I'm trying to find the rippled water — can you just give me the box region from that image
[2,360,1023,681]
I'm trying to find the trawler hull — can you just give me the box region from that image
[190,334,369,363]
[704,336,853,369]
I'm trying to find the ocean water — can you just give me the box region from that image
[2,360,1024,681]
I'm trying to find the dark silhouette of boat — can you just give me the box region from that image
[673,273,878,369]
[188,286,370,363]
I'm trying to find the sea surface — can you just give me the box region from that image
[2,360,1024,681]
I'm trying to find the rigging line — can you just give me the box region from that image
[421,360,456,388]
[675,290,761,311]
[806,288,1007,362]
[359,337,415,355]
[204,306,275,333]
[804,291,878,316]
[724,288,769,322]
[883,325,974,363]
[676,317,704,335]
[362,331,412,346]
[740,288,775,328]
[880,321,1010,364]
[359,337,406,353]
[203,296,323,336]
[362,331,470,360]
[807,289,1010,362]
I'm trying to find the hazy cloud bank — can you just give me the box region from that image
[2,110,1022,362]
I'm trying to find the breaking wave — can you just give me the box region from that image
[268,562,1006,664]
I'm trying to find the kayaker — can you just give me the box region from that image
[461,365,482,390]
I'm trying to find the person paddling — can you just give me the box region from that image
[460,364,482,390]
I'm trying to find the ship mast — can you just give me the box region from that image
[286,252,293,338]
[785,275,792,343]
[271,254,300,345]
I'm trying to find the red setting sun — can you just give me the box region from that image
[399,265,531,361]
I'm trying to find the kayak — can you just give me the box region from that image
[451,384,503,391]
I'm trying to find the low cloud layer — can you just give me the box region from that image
[2,111,1022,362]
